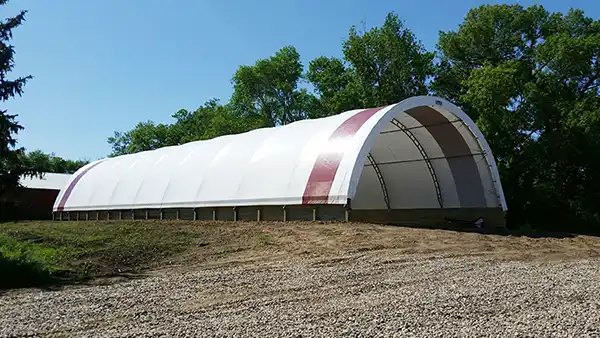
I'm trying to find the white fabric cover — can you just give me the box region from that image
[53,96,507,212]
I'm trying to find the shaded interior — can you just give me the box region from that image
[352,105,500,210]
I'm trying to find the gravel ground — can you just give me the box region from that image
[1,251,599,337]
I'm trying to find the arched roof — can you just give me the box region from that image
[54,96,506,212]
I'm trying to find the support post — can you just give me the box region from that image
[106,211,110,221]
[119,211,122,220]
[76,212,80,221]
[282,205,287,222]
[96,211,99,220]
[85,212,89,221]
[58,212,62,221]
[212,209,216,221]
[176,208,180,220]
[257,208,261,222]
[312,207,317,221]
[193,208,197,221]
[145,210,149,220]
[159,209,164,220]
[67,212,71,221]
[344,198,352,222]
[233,207,237,221]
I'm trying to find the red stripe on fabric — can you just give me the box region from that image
[56,160,106,211]
[302,107,385,204]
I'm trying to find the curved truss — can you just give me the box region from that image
[390,118,444,208]
[366,153,391,209]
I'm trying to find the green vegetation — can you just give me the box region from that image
[2,2,600,233]
[0,221,197,289]
[22,150,89,174]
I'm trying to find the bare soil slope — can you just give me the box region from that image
[1,221,600,337]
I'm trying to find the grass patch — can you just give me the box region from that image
[255,232,276,246]
[0,221,198,289]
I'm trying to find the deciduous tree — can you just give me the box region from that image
[433,4,600,231]
[307,12,434,116]
[231,46,315,126]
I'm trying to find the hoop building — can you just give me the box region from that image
[53,96,506,226]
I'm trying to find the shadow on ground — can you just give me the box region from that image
[0,256,149,293]
[387,222,585,239]
[0,255,54,290]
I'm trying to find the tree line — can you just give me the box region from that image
[2,2,600,232]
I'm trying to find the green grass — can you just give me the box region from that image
[255,232,276,246]
[0,221,198,289]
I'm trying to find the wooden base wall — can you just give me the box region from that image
[53,206,506,228]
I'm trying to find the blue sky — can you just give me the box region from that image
[4,0,598,160]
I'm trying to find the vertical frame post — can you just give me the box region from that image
[344,198,351,222]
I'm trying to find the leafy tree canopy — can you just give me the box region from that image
[308,12,434,116]
[23,151,89,174]
[433,4,600,231]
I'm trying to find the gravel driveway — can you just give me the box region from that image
[1,250,599,337]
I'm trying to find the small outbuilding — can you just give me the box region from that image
[1,173,72,221]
